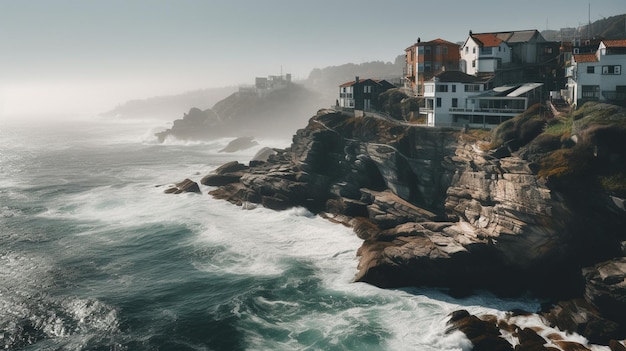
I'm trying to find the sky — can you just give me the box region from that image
[1,0,624,117]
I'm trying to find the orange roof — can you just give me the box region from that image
[426,38,459,46]
[602,39,626,48]
[573,53,598,63]
[471,33,503,47]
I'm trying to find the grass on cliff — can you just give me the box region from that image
[489,103,546,149]
[478,102,626,196]
[535,103,626,196]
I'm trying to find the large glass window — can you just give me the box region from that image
[582,85,600,99]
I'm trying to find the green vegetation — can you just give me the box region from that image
[600,173,626,197]
[479,101,626,196]
[489,103,546,149]
[539,103,626,195]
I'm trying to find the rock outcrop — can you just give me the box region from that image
[164,178,201,194]
[202,105,626,344]
[155,83,327,142]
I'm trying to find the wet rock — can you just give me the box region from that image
[446,310,513,351]
[164,178,201,194]
[219,136,259,153]
[583,258,626,330]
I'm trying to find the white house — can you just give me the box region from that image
[566,39,626,108]
[422,71,487,126]
[460,30,551,77]
[423,71,543,128]
[461,31,512,76]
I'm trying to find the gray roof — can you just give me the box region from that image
[506,30,542,43]
[433,70,485,83]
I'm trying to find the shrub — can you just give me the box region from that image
[599,173,626,197]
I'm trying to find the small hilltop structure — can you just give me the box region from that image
[238,72,292,98]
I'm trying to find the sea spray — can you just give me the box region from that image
[0,117,610,350]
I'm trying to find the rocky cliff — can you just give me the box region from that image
[200,103,626,345]
[155,82,327,142]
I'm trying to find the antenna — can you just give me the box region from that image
[587,2,591,38]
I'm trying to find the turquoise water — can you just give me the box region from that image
[0,117,542,350]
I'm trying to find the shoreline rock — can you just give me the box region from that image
[198,107,626,344]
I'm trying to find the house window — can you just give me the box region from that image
[573,48,580,54]
[465,47,469,53]
[602,65,621,75]
[465,84,481,92]
[443,47,448,55]
[418,46,424,54]
[364,85,372,93]
[472,47,476,54]
[436,98,442,107]
[587,66,595,74]
[544,47,553,54]
[434,63,441,71]
[436,84,448,92]
[452,98,458,107]
[581,85,600,99]
[436,46,441,56]
[341,87,346,93]
[425,62,432,72]
[472,60,476,68]
[452,85,456,93]
[418,63,424,72]
[425,46,431,55]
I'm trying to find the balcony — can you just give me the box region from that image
[449,107,525,115]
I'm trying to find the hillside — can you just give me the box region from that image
[542,13,626,41]
[100,86,237,120]
[155,82,327,142]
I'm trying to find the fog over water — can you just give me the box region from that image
[2,0,623,118]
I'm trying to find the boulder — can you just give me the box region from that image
[583,258,626,327]
[164,178,201,194]
[219,137,259,153]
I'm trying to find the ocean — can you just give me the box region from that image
[0,116,589,350]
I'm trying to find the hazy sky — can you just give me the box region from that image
[1,0,624,117]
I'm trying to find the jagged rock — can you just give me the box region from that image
[203,108,626,342]
[542,298,623,345]
[251,147,278,163]
[219,136,259,153]
[201,161,249,186]
[446,310,513,351]
[164,178,201,194]
[583,258,626,328]
[610,340,626,351]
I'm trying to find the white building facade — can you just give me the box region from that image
[566,39,626,108]
[423,71,543,128]
[460,33,511,76]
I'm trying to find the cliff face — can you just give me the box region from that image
[204,106,626,343]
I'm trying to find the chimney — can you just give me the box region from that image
[417,37,421,43]
[469,30,473,36]
[355,76,360,83]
